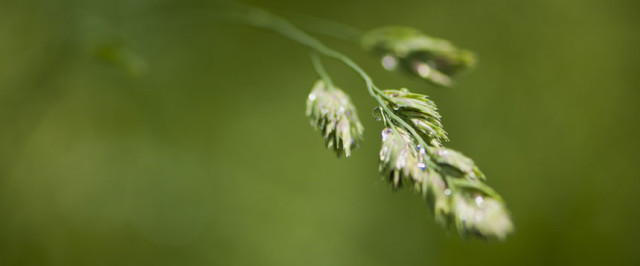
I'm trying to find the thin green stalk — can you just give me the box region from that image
[286,12,363,42]
[223,3,438,167]
[310,52,334,89]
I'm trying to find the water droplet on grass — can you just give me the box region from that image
[415,62,431,78]
[382,55,397,70]
[381,128,392,141]
[475,196,484,207]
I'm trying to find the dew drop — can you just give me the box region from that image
[444,189,452,196]
[381,128,392,141]
[415,62,431,78]
[417,162,426,170]
[308,93,316,101]
[372,107,383,121]
[475,196,484,207]
[381,55,397,70]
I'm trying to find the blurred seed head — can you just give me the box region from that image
[362,26,476,87]
[452,193,513,241]
[306,80,364,157]
[432,147,485,180]
[422,168,453,226]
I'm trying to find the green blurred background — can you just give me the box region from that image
[1,0,639,265]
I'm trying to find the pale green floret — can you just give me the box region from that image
[382,89,448,146]
[432,147,485,180]
[452,193,513,241]
[423,168,452,226]
[378,127,424,189]
[306,80,364,157]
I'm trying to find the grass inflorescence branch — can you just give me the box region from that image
[220,1,513,241]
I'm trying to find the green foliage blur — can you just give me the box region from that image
[1,0,639,265]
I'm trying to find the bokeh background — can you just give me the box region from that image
[1,0,639,265]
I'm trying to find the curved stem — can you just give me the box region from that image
[286,12,363,42]
[310,52,334,89]
[221,2,437,167]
